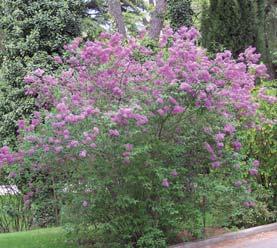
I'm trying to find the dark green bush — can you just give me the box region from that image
[137,228,167,248]
[201,0,257,56]
[0,0,84,148]
[167,0,194,30]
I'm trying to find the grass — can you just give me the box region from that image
[0,227,78,248]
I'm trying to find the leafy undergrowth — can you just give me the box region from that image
[0,227,77,248]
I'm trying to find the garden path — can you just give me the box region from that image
[210,230,277,248]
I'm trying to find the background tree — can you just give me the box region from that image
[237,0,257,52]
[89,0,168,39]
[84,0,148,37]
[148,0,167,39]
[201,0,256,56]
[201,0,276,78]
[256,0,277,78]
[108,0,127,37]
[0,0,84,148]
[167,0,194,30]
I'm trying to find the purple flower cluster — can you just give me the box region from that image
[162,178,170,188]
[243,201,256,208]
[0,27,271,193]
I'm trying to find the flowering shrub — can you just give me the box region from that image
[238,80,277,216]
[0,27,273,246]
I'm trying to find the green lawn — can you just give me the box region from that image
[0,227,77,248]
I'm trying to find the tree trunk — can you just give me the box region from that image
[108,0,127,38]
[148,0,166,39]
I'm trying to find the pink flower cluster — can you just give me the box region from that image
[258,87,277,104]
[248,160,260,176]
[111,108,148,126]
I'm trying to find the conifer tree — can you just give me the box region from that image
[201,0,257,56]
[167,0,194,30]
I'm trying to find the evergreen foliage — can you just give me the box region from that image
[201,0,257,56]
[258,0,277,78]
[167,0,194,30]
[0,0,84,147]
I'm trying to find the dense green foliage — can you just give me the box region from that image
[201,0,256,55]
[256,0,277,78]
[60,112,249,246]
[0,0,84,148]
[240,81,277,211]
[167,0,194,30]
[201,0,276,78]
